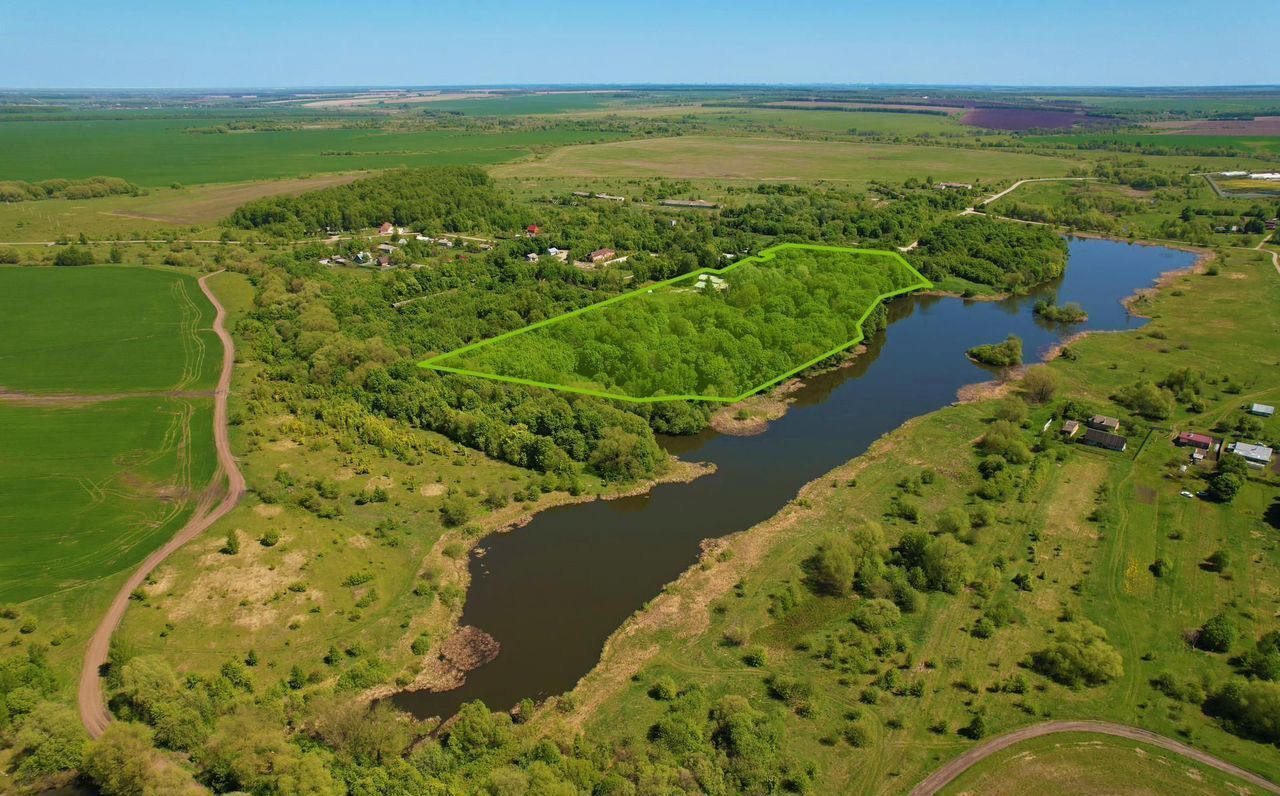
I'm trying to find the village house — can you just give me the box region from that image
[593,193,626,202]
[526,224,541,236]
[378,222,394,235]
[1088,415,1121,433]
[376,243,397,254]
[1248,403,1275,418]
[934,182,973,190]
[571,191,590,198]
[588,248,616,264]
[1176,431,1213,450]
[525,252,539,263]
[659,199,719,209]
[547,247,569,262]
[694,274,728,292]
[1062,419,1081,438]
[1080,428,1127,452]
[1228,442,1274,467]
[376,256,393,270]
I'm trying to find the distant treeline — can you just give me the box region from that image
[228,166,524,237]
[704,101,951,117]
[0,176,139,203]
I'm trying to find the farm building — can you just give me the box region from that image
[1080,428,1127,452]
[376,256,392,270]
[593,193,626,202]
[525,253,539,263]
[1176,432,1213,450]
[660,199,719,209]
[1248,403,1275,417]
[1062,419,1081,438]
[378,222,394,235]
[588,248,616,264]
[526,224,541,236]
[694,274,728,292]
[1228,442,1274,467]
[935,182,973,190]
[547,248,569,262]
[1088,415,1121,432]
[377,243,397,253]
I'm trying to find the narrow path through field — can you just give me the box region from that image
[976,176,1093,208]
[908,720,1280,795]
[77,270,245,738]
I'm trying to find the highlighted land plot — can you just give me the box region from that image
[420,244,931,402]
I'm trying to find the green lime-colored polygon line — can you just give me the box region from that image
[419,243,932,403]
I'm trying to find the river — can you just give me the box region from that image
[392,237,1196,719]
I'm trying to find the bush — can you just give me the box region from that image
[648,677,679,701]
[851,599,901,633]
[1114,380,1174,420]
[1197,613,1237,653]
[1203,549,1232,573]
[1243,631,1280,681]
[804,535,856,596]
[1029,620,1124,687]
[53,246,94,267]
[1021,365,1059,403]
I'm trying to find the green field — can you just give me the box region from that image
[0,266,220,393]
[494,134,1082,184]
[0,119,627,185]
[424,245,930,401]
[937,732,1261,795]
[416,92,632,116]
[0,397,214,603]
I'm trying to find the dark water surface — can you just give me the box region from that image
[393,238,1195,719]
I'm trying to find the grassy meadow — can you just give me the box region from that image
[568,247,1280,792]
[0,266,219,393]
[937,732,1262,795]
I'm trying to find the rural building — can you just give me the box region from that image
[694,274,728,292]
[378,222,394,235]
[525,253,539,262]
[660,199,719,209]
[377,243,397,253]
[1088,415,1121,432]
[593,193,626,202]
[1176,432,1213,450]
[571,191,590,198]
[376,256,392,269]
[1228,442,1274,467]
[1080,428,1127,452]
[935,182,973,190]
[1062,419,1081,437]
[526,224,541,236]
[547,247,569,262]
[1248,403,1275,418]
[588,248,616,263]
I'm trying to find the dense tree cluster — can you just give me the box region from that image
[228,166,526,237]
[0,176,138,202]
[912,215,1068,291]
[444,248,921,399]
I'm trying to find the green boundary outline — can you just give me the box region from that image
[418,243,932,403]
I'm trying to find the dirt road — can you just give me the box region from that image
[977,176,1093,208]
[77,270,246,738]
[908,720,1280,795]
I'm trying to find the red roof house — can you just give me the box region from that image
[526,224,541,236]
[378,222,394,235]
[1177,432,1213,450]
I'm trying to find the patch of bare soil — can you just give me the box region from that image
[955,374,1021,404]
[398,626,500,694]
[419,483,447,498]
[252,503,282,518]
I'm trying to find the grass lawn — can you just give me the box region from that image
[0,120,629,186]
[568,247,1280,793]
[937,732,1262,795]
[0,265,220,393]
[493,135,1085,185]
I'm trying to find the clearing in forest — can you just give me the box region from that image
[421,244,930,402]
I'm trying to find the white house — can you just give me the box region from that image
[1228,441,1274,467]
[1248,403,1275,418]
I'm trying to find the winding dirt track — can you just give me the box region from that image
[77,270,245,737]
[908,720,1280,795]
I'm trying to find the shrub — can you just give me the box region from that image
[967,335,1022,367]
[648,677,679,701]
[1204,549,1232,573]
[851,599,901,633]
[1029,620,1123,687]
[53,247,94,267]
[1243,631,1280,681]
[1206,679,1280,744]
[804,535,856,596]
[1021,365,1059,403]
[1114,380,1174,420]
[1197,613,1237,653]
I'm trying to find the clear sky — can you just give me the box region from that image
[2,0,1275,89]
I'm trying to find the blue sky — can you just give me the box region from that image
[2,0,1275,88]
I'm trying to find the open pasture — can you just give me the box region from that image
[0,266,219,393]
[0,119,627,186]
[493,135,1081,184]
